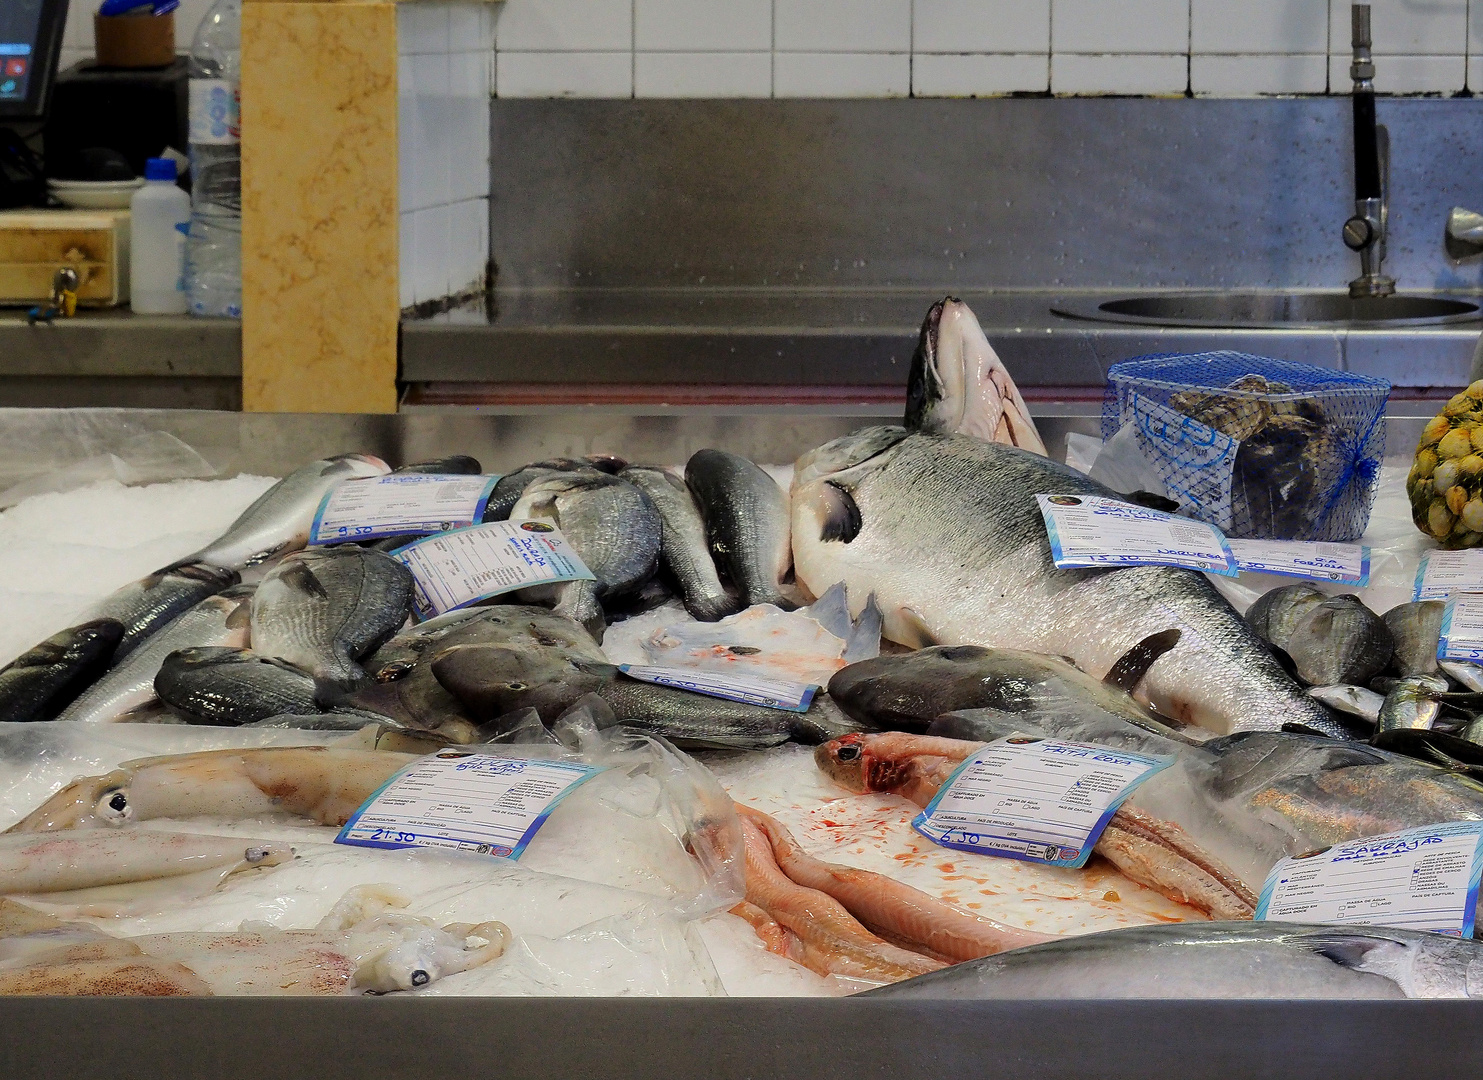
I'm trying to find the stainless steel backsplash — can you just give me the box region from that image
[490,97,1483,293]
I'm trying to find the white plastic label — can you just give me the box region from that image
[391,521,595,619]
[913,737,1173,868]
[309,473,499,544]
[336,749,602,860]
[1227,539,1371,585]
[1437,592,1483,661]
[1255,820,1483,936]
[1414,549,1483,601]
[617,664,817,712]
[188,79,239,145]
[1036,494,1238,576]
[1129,392,1237,528]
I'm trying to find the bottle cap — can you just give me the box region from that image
[144,157,177,181]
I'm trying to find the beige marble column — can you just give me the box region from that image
[240,0,400,413]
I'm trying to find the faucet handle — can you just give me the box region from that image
[1352,4,1371,49]
[1446,206,1483,261]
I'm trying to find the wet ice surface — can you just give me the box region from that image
[0,475,277,667]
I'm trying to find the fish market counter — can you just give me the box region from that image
[2,404,1482,1080]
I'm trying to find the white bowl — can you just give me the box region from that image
[47,178,146,210]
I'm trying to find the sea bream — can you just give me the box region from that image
[790,427,1339,736]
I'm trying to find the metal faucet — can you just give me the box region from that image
[1343,5,1395,297]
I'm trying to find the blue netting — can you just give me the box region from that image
[1101,352,1391,541]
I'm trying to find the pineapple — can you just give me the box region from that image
[1409,380,1483,546]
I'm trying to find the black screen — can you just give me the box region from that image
[0,0,67,119]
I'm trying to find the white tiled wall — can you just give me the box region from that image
[491,0,1481,98]
[398,3,496,310]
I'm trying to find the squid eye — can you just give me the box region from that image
[505,682,527,691]
[98,789,131,823]
[836,745,862,762]
[410,970,430,987]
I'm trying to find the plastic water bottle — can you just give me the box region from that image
[129,158,191,314]
[185,0,242,318]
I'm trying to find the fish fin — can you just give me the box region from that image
[224,598,253,630]
[1280,721,1340,739]
[279,560,328,600]
[1306,933,1406,972]
[1102,629,1182,693]
[817,482,862,544]
[1118,491,1180,513]
[842,592,884,663]
[894,608,939,649]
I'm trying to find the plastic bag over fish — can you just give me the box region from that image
[1102,353,1390,541]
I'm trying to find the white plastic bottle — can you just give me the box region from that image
[185,0,242,318]
[129,158,191,315]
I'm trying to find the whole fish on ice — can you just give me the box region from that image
[83,561,240,660]
[621,465,738,622]
[790,427,1338,736]
[864,922,1483,999]
[0,620,124,723]
[685,449,793,610]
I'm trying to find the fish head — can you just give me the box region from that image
[905,297,1006,442]
[814,733,871,792]
[325,453,391,479]
[430,643,607,720]
[5,769,135,832]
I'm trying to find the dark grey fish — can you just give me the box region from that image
[250,546,415,688]
[154,646,323,725]
[347,605,603,742]
[512,473,662,641]
[1244,583,1327,651]
[481,456,624,522]
[621,465,738,622]
[1384,601,1445,676]
[430,642,864,749]
[1282,594,1393,686]
[685,449,792,609]
[827,639,1183,735]
[863,922,1483,1000]
[392,456,483,475]
[0,620,125,723]
[86,562,240,661]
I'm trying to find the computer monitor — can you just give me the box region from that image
[0,0,69,120]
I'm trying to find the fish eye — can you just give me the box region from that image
[505,682,527,691]
[98,789,131,823]
[375,661,415,683]
[836,745,861,761]
[410,970,430,987]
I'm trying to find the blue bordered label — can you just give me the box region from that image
[336,749,603,861]
[1226,538,1371,586]
[1036,493,1239,577]
[1437,592,1483,661]
[617,664,817,712]
[309,473,500,545]
[912,736,1173,868]
[1415,549,1483,602]
[1255,820,1483,937]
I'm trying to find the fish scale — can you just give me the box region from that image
[250,547,414,688]
[790,427,1341,737]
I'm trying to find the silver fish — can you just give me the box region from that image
[1383,600,1444,677]
[1376,675,1444,733]
[904,297,1046,454]
[56,588,254,723]
[1244,582,1327,652]
[0,620,124,723]
[481,456,623,522]
[864,922,1483,999]
[790,427,1339,736]
[430,642,863,749]
[685,449,792,609]
[84,562,240,660]
[622,465,738,622]
[180,454,388,570]
[1282,594,1393,687]
[1440,659,1483,692]
[391,455,482,475]
[512,473,661,641]
[1307,683,1384,723]
[251,547,414,688]
[154,646,322,725]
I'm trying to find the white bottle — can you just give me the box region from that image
[185,0,242,318]
[129,157,191,315]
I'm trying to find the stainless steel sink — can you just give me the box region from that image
[1051,292,1481,329]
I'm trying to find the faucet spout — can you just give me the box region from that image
[1343,4,1395,298]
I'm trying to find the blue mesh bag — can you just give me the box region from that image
[1102,353,1390,541]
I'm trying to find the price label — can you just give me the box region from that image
[309,473,499,544]
[618,664,817,712]
[391,521,595,619]
[1227,538,1370,585]
[336,748,602,860]
[1036,494,1238,576]
[1437,592,1483,662]
[1413,549,1483,601]
[913,736,1173,868]
[1255,820,1483,936]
